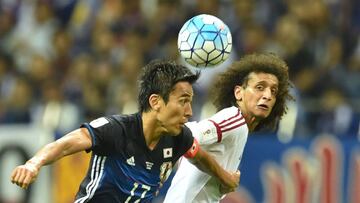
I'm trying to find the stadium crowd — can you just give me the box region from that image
[0,0,359,138]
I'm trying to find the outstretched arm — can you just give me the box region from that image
[10,128,92,189]
[186,141,240,192]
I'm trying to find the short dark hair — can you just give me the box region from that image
[211,53,294,131]
[138,60,200,112]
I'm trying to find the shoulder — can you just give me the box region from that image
[210,106,242,121]
[209,106,248,138]
[111,113,139,123]
[108,113,142,135]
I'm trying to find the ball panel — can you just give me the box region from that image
[213,35,224,50]
[201,31,218,41]
[187,21,200,33]
[179,41,191,51]
[178,14,232,67]
[185,58,198,67]
[208,49,222,60]
[194,49,208,61]
[222,52,230,61]
[201,14,218,24]
[203,41,216,53]
[188,32,201,48]
[226,32,232,44]
[192,17,205,30]
[202,24,218,33]
[209,54,223,65]
[180,50,192,59]
[225,44,232,53]
[191,52,206,64]
[178,30,190,41]
[193,35,205,49]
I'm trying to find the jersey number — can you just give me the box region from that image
[125,182,151,203]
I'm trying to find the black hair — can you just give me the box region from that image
[138,60,200,112]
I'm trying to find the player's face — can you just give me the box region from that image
[236,72,278,119]
[158,81,193,135]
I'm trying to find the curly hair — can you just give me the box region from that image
[210,53,294,131]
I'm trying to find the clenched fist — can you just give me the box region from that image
[220,170,240,194]
[11,162,39,189]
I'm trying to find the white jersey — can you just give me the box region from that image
[164,106,249,203]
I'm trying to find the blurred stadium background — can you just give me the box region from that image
[0,0,359,202]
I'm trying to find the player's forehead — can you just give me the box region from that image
[169,81,194,98]
[247,72,279,87]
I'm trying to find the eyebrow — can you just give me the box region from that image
[179,90,193,98]
[256,80,278,87]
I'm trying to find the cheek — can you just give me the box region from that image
[165,104,182,118]
[247,94,259,106]
[270,100,277,109]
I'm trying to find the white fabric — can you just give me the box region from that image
[164,106,249,203]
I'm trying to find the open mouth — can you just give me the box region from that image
[257,104,269,110]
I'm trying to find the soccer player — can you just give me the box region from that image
[10,60,240,202]
[164,53,294,202]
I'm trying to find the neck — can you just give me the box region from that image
[141,112,162,150]
[236,103,259,132]
[243,114,259,132]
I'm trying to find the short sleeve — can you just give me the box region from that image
[183,138,199,158]
[81,116,122,155]
[185,120,220,145]
[173,126,195,160]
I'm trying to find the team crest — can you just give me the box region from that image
[163,148,173,158]
[159,162,172,183]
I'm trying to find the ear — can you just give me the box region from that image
[149,94,162,111]
[234,85,243,101]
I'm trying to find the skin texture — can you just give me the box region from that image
[142,81,194,150]
[235,72,279,131]
[11,81,239,193]
[11,128,92,189]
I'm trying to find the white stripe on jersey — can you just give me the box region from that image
[75,155,106,203]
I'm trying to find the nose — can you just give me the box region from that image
[262,88,272,100]
[184,103,193,118]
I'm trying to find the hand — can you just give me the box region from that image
[219,170,240,194]
[11,162,39,189]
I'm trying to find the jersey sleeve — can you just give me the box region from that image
[185,120,221,145]
[185,107,246,145]
[183,138,199,158]
[80,116,122,155]
[173,126,197,160]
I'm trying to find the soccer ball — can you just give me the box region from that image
[178,14,232,67]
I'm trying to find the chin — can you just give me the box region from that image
[255,113,269,119]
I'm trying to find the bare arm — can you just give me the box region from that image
[188,147,240,192]
[10,128,92,189]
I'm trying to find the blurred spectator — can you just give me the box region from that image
[7,0,59,72]
[311,87,358,136]
[0,0,358,138]
[1,77,32,123]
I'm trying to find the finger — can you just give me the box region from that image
[11,169,19,183]
[17,169,27,188]
[22,173,33,189]
[13,168,24,186]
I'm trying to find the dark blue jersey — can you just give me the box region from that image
[74,113,194,203]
